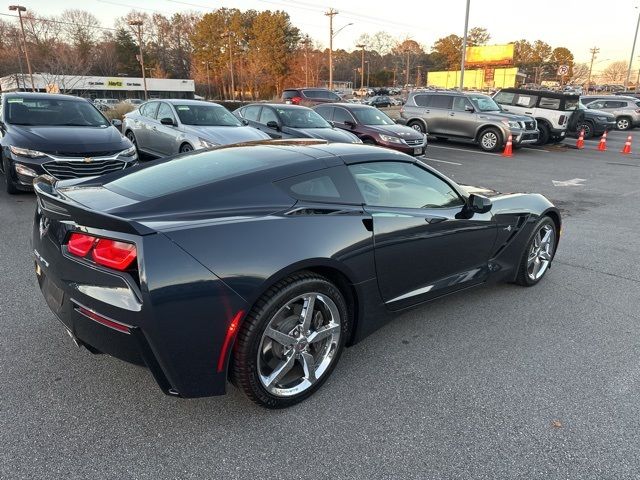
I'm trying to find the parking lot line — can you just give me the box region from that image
[522,147,549,153]
[421,157,463,166]
[428,145,500,156]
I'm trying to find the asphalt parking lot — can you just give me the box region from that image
[2,130,640,479]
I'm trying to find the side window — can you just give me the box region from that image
[276,166,362,204]
[514,94,537,108]
[539,97,561,110]
[429,95,453,110]
[140,102,159,118]
[334,107,355,124]
[242,105,261,121]
[493,91,515,105]
[314,105,334,121]
[259,107,279,125]
[156,102,175,122]
[605,101,626,108]
[452,97,473,111]
[587,100,605,109]
[414,94,431,107]
[348,161,464,209]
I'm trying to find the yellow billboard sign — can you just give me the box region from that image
[465,44,514,66]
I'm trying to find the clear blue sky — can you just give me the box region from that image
[12,0,640,70]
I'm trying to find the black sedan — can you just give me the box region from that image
[234,103,361,143]
[1,93,137,194]
[33,140,561,408]
[367,95,392,107]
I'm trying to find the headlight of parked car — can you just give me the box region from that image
[198,137,218,148]
[9,146,47,158]
[118,146,137,157]
[379,134,404,144]
[502,120,522,129]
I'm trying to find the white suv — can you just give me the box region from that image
[493,89,580,144]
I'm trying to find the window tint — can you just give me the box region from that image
[290,175,340,198]
[413,94,431,107]
[242,105,261,121]
[493,91,515,105]
[515,94,537,108]
[259,107,279,125]
[140,102,159,118]
[348,162,463,209]
[539,97,561,110]
[282,90,299,99]
[587,100,605,109]
[314,105,333,121]
[334,107,355,124]
[452,97,473,111]
[276,166,362,204]
[303,89,340,101]
[429,95,452,109]
[156,103,175,122]
[605,101,626,108]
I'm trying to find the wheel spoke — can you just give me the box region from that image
[540,228,552,246]
[264,354,296,388]
[264,327,296,347]
[308,323,340,344]
[532,258,542,278]
[300,352,317,383]
[299,294,316,333]
[539,251,552,262]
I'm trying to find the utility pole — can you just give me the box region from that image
[459,0,471,91]
[303,36,310,87]
[416,65,422,87]
[587,47,599,93]
[366,60,370,88]
[356,43,366,89]
[128,20,148,100]
[325,8,338,90]
[405,48,410,87]
[9,5,34,92]
[221,31,235,100]
[202,61,211,99]
[626,7,640,89]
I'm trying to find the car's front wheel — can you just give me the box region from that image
[231,272,348,408]
[478,127,502,152]
[515,217,557,286]
[407,120,426,134]
[2,157,19,194]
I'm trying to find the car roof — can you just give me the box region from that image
[2,92,90,102]
[499,88,579,99]
[316,103,377,110]
[243,103,315,111]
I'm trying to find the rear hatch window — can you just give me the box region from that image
[282,90,299,99]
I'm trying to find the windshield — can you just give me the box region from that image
[353,108,395,125]
[276,107,330,128]
[174,104,242,126]
[564,98,579,111]
[6,97,110,127]
[468,95,501,112]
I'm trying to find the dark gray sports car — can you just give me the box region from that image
[33,140,561,408]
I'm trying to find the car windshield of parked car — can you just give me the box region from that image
[353,109,395,125]
[174,104,242,127]
[6,97,110,127]
[468,95,501,112]
[276,108,331,128]
[564,98,579,111]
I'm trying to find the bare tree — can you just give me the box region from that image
[601,61,628,83]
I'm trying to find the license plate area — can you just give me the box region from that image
[414,147,423,155]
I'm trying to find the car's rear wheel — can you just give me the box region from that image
[616,117,631,130]
[231,272,349,408]
[478,127,502,152]
[515,217,557,286]
[407,120,426,134]
[2,157,19,195]
[179,143,193,153]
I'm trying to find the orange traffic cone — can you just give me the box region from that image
[576,129,585,149]
[502,134,513,157]
[597,131,607,151]
[621,135,632,154]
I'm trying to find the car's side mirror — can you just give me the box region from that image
[465,105,475,113]
[111,119,122,128]
[467,193,492,214]
[266,120,280,131]
[241,118,249,125]
[344,120,356,129]
[160,117,176,126]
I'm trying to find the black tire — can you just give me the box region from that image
[477,127,502,152]
[125,130,137,148]
[179,143,193,153]
[577,121,594,138]
[616,116,632,131]
[536,123,550,145]
[407,120,426,134]
[515,216,557,287]
[231,271,349,408]
[2,157,20,194]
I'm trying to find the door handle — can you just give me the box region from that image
[525,111,533,115]
[425,216,446,224]
[449,112,455,116]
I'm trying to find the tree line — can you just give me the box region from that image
[0,7,623,99]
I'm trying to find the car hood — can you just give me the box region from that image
[294,127,358,143]
[363,124,424,139]
[478,111,532,123]
[8,125,129,154]
[184,125,271,144]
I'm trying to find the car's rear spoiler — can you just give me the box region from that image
[33,175,155,236]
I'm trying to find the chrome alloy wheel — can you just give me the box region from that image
[481,131,498,150]
[527,224,555,281]
[617,118,630,130]
[257,293,341,397]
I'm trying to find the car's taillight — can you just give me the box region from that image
[292,96,302,105]
[66,233,137,271]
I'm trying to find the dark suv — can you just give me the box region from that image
[282,88,342,106]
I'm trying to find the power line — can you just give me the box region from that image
[0,12,117,32]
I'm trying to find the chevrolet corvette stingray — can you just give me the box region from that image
[33,140,560,408]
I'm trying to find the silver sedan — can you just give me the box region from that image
[122,99,271,157]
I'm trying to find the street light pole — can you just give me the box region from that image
[356,44,366,89]
[325,9,337,90]
[366,60,370,88]
[625,7,640,90]
[459,0,471,91]
[128,20,148,100]
[202,61,211,99]
[9,5,34,92]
